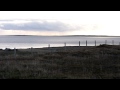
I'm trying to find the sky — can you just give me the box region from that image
[0,11,120,36]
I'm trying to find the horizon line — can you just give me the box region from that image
[0,35,120,37]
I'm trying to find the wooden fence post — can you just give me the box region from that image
[65,42,66,47]
[86,40,87,46]
[48,44,50,49]
[31,47,33,54]
[14,48,16,58]
[48,44,50,52]
[112,40,114,45]
[95,40,96,46]
[105,40,107,45]
[64,42,66,51]
[79,41,80,46]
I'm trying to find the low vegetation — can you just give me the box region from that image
[0,45,120,79]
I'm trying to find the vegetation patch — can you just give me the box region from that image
[0,45,120,79]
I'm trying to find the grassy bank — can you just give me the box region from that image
[0,44,120,79]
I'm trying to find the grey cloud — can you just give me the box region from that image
[0,20,74,31]
[0,20,15,21]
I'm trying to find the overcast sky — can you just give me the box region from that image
[0,11,120,36]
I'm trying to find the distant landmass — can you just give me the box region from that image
[1,35,120,37]
[67,35,120,37]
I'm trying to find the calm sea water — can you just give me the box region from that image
[0,35,120,49]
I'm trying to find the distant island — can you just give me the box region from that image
[2,35,120,37]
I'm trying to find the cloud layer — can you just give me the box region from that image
[0,19,105,36]
[0,20,76,32]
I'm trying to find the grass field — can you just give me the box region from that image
[0,44,120,79]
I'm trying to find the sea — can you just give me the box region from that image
[0,35,120,49]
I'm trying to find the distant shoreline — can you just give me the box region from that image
[0,35,120,37]
[1,45,119,50]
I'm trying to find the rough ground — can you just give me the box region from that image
[0,44,120,79]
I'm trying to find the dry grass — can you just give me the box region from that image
[0,45,120,79]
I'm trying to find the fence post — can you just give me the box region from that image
[64,42,66,47]
[112,40,114,45]
[5,48,7,52]
[48,44,50,48]
[79,41,80,47]
[105,40,107,45]
[48,44,50,52]
[64,42,66,51]
[86,40,87,46]
[31,47,33,54]
[14,48,16,58]
[95,40,96,46]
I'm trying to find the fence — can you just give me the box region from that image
[2,40,120,58]
[47,40,120,48]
